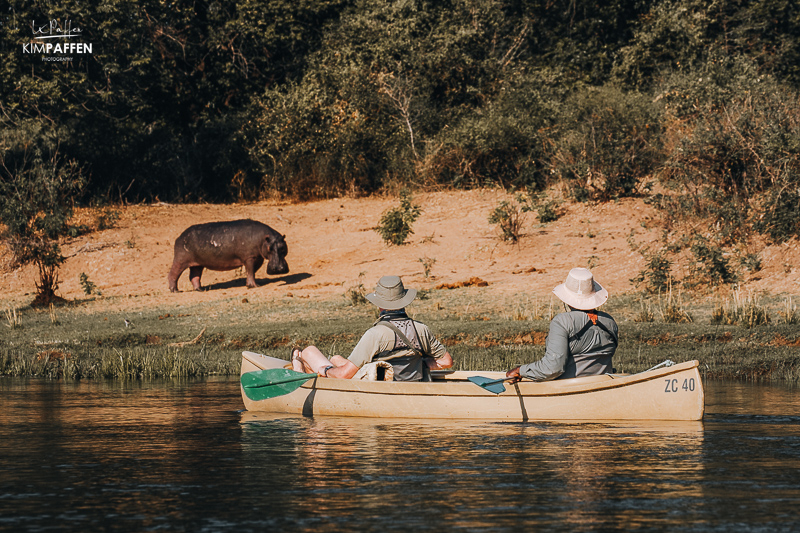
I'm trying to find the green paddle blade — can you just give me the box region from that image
[468,376,507,395]
[241,368,317,401]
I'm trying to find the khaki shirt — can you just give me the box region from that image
[347,320,448,369]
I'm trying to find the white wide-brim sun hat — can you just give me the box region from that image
[365,275,417,310]
[552,268,609,310]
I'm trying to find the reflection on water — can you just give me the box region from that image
[1,379,800,532]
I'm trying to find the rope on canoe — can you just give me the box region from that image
[645,359,676,372]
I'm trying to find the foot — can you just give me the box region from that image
[291,348,303,372]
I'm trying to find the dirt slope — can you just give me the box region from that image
[1,189,798,312]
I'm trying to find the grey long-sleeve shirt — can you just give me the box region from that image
[520,309,618,381]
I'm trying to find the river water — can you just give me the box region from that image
[1,377,800,532]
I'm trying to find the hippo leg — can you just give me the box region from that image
[244,257,264,288]
[189,266,205,291]
[168,261,186,293]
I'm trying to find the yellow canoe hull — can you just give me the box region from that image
[240,351,705,421]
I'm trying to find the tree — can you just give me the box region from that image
[0,123,86,306]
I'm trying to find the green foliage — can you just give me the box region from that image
[0,123,86,304]
[1,0,799,209]
[536,199,562,224]
[1,0,349,202]
[79,273,99,296]
[419,256,437,279]
[344,272,368,306]
[488,198,527,244]
[96,208,120,231]
[376,189,421,246]
[753,187,800,243]
[688,235,738,287]
[630,237,673,294]
[549,86,663,201]
[629,55,800,289]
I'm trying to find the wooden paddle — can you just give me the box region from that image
[241,368,318,401]
[467,375,519,394]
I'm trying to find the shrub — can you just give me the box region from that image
[419,256,437,279]
[630,241,673,294]
[376,189,422,245]
[79,273,100,296]
[688,235,738,287]
[96,208,121,231]
[630,55,800,290]
[488,199,526,243]
[548,85,663,202]
[344,273,368,306]
[0,123,86,306]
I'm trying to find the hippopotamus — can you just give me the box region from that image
[168,219,289,292]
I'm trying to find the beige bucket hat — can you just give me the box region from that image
[365,275,417,310]
[552,268,608,310]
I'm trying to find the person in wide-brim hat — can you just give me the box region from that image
[292,275,452,382]
[365,275,417,310]
[552,267,609,310]
[506,267,618,383]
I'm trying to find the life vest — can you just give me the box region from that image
[372,314,430,382]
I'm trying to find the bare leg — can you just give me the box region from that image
[296,345,332,374]
[294,346,359,379]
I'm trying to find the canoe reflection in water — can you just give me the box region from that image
[239,412,705,530]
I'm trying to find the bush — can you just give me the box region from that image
[79,273,100,296]
[657,55,800,244]
[375,189,422,246]
[630,55,800,290]
[0,123,86,306]
[629,235,673,294]
[488,199,527,243]
[548,85,664,202]
[688,235,738,287]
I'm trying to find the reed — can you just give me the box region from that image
[49,304,59,325]
[633,299,655,323]
[656,288,693,323]
[4,307,21,329]
[777,297,798,325]
[502,296,555,322]
[712,288,771,328]
[1,288,799,382]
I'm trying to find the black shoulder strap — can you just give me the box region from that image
[378,320,429,358]
[567,313,618,346]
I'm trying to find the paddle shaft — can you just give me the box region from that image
[482,376,518,386]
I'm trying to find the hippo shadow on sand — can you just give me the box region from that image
[202,272,312,292]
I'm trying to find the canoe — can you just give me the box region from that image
[240,351,705,421]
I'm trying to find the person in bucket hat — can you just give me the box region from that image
[292,275,453,381]
[506,268,618,383]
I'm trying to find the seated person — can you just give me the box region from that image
[506,267,618,383]
[292,275,453,380]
